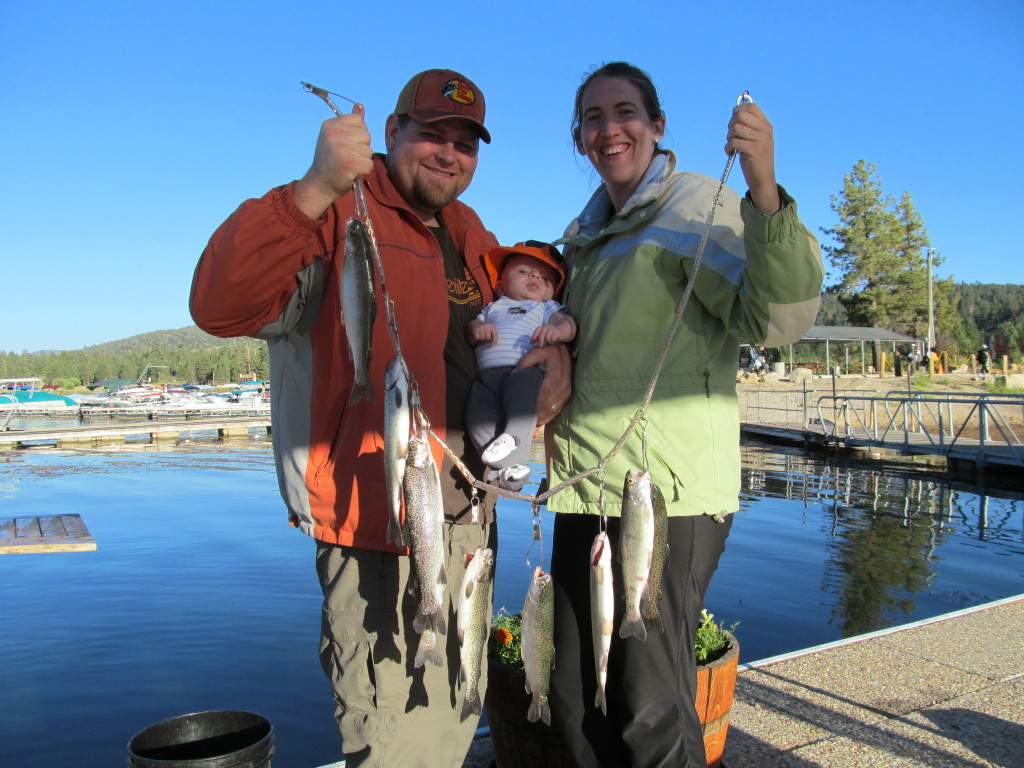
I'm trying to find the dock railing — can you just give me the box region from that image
[813,391,1024,468]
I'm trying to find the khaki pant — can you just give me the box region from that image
[316,522,496,768]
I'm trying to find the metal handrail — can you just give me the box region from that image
[1,393,18,430]
[813,392,1024,468]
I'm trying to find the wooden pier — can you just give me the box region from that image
[0,417,271,449]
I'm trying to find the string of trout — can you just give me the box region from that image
[303,83,751,563]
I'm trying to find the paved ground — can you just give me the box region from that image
[461,596,1024,767]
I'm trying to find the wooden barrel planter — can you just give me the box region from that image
[485,657,574,768]
[486,632,739,768]
[696,631,740,768]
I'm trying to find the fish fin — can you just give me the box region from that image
[348,380,375,405]
[460,690,482,722]
[438,561,448,586]
[386,517,406,549]
[527,699,539,723]
[413,613,426,634]
[595,688,607,716]
[414,637,444,668]
[527,697,551,725]
[619,615,647,641]
[430,609,446,636]
[644,611,664,634]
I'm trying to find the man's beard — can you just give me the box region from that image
[410,175,460,214]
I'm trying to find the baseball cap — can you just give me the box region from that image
[394,69,491,143]
[484,241,567,297]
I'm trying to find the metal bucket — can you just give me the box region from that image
[127,710,274,768]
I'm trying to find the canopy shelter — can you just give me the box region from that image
[87,378,138,391]
[784,325,923,375]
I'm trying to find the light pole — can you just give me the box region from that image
[927,248,935,373]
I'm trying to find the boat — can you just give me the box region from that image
[0,379,78,412]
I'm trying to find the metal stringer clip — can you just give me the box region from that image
[525,499,544,569]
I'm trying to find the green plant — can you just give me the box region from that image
[489,609,524,670]
[487,607,738,670]
[695,609,739,664]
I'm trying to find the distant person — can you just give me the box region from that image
[749,345,767,379]
[466,241,576,491]
[930,347,942,374]
[907,345,922,373]
[977,344,990,375]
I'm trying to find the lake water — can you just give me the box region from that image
[1,433,1021,767]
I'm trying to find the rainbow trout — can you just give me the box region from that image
[521,566,555,725]
[641,482,670,633]
[590,530,614,715]
[404,429,447,635]
[457,545,494,721]
[384,356,411,549]
[341,217,376,405]
[618,469,654,641]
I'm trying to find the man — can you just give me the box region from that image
[190,69,569,768]
[977,344,990,375]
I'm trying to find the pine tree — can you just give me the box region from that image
[821,160,903,327]
[822,160,959,342]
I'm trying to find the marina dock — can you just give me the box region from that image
[0,417,271,448]
[458,595,1024,768]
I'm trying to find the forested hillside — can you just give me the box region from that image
[1,327,268,388]
[3,282,1022,389]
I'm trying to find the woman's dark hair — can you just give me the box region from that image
[570,62,664,148]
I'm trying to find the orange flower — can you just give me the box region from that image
[494,628,513,645]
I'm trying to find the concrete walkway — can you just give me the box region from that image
[462,595,1024,767]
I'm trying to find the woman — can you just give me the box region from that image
[545,62,823,767]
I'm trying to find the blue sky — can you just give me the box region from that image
[3,1,1021,353]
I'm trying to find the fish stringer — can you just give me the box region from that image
[302,82,405,360]
[525,499,545,570]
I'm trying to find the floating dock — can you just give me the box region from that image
[0,418,271,448]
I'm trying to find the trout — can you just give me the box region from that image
[618,469,654,641]
[384,356,411,549]
[342,217,376,404]
[641,482,670,633]
[457,546,494,721]
[521,566,555,725]
[590,530,614,715]
[404,429,447,635]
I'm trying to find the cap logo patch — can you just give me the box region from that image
[441,79,475,105]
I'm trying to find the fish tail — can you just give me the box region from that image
[422,607,446,636]
[386,517,406,549]
[594,687,607,716]
[414,642,444,668]
[619,614,648,641]
[527,696,551,726]
[348,380,375,405]
[460,689,482,722]
[643,611,664,634]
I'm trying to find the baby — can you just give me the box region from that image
[466,241,576,491]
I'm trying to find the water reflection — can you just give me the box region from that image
[1,435,1021,767]
[722,439,1023,659]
